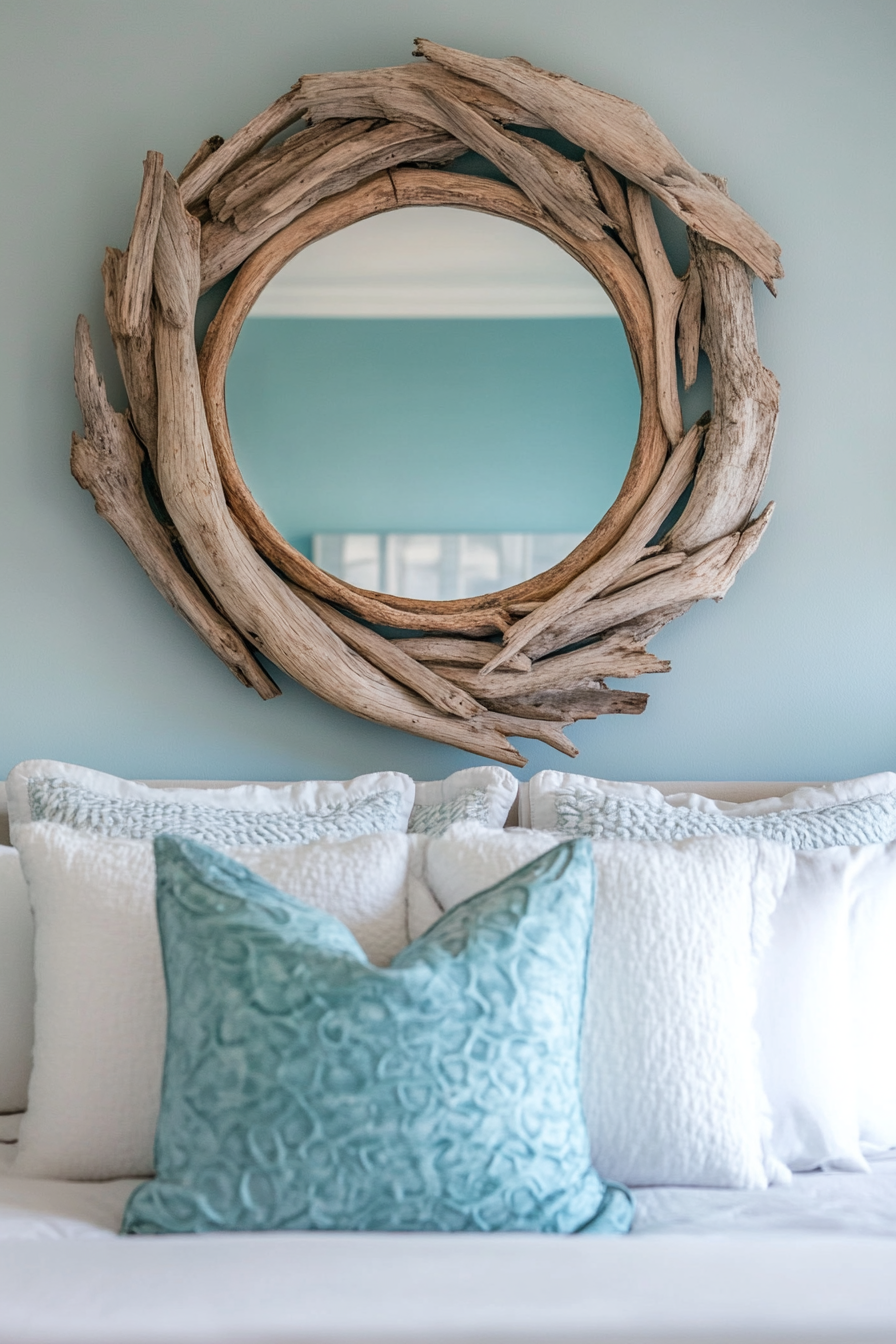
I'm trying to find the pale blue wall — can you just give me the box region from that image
[1,0,894,784]
[227,317,640,549]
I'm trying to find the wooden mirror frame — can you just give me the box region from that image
[71,40,782,767]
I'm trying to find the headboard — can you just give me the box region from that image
[0,781,818,849]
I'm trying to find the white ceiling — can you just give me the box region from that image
[248,206,619,319]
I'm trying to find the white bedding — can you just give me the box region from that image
[0,1137,894,1342]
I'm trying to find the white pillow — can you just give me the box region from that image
[409,767,517,836]
[523,771,896,847]
[0,847,34,1113]
[847,842,896,1155]
[6,760,416,846]
[756,848,867,1173]
[424,824,792,1189]
[523,773,896,1172]
[13,823,420,1180]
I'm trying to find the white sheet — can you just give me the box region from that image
[0,1140,894,1341]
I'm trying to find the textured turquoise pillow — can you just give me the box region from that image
[122,835,632,1236]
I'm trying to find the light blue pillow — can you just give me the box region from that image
[547,786,896,849]
[122,836,632,1237]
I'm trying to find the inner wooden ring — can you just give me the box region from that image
[200,167,669,621]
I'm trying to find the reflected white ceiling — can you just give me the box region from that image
[249,206,618,318]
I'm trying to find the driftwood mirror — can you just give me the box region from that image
[72,40,782,767]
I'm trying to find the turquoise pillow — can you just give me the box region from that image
[122,835,632,1236]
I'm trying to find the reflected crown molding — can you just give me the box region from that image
[248,207,618,319]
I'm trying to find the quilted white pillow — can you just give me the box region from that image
[0,847,34,1113]
[13,823,421,1180]
[6,760,416,846]
[523,771,896,847]
[423,824,793,1189]
[409,767,517,836]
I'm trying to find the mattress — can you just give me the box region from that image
[0,1136,894,1343]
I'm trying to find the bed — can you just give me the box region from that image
[2,780,895,1344]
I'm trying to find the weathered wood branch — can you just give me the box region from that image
[177,136,224,185]
[230,121,463,234]
[178,85,309,208]
[669,195,779,551]
[628,183,686,445]
[524,506,773,659]
[297,60,547,129]
[599,550,686,596]
[478,711,578,758]
[120,152,165,337]
[677,257,703,389]
[200,129,462,291]
[474,684,649,722]
[71,316,280,699]
[208,120,359,221]
[583,152,640,263]
[390,638,531,672]
[414,39,783,286]
[421,89,614,241]
[293,588,486,720]
[434,636,669,698]
[482,414,707,672]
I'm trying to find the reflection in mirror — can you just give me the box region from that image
[225,207,642,600]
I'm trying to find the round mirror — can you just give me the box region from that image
[223,207,641,602]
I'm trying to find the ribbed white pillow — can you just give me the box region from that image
[423,824,793,1189]
[6,761,416,846]
[13,823,421,1181]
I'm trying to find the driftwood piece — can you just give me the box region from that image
[71,317,280,699]
[178,136,224,185]
[482,415,707,672]
[421,89,614,241]
[208,120,359,221]
[524,506,773,659]
[75,42,780,765]
[434,636,669,698]
[150,174,530,766]
[669,200,780,551]
[414,39,783,287]
[583,152,640,264]
[294,588,485,720]
[102,248,158,464]
[119,152,165,337]
[599,550,686,596]
[200,127,463,291]
[297,61,547,129]
[178,86,309,208]
[628,183,686,445]
[478,711,578,758]
[677,259,703,389]
[391,638,531,672]
[474,684,648,722]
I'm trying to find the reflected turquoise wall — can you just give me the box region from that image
[227,317,640,554]
[1,1,894,785]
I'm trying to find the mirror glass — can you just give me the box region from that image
[225,207,642,600]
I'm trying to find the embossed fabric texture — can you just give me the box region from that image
[409,767,518,837]
[6,760,416,847]
[525,772,896,848]
[123,835,631,1236]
